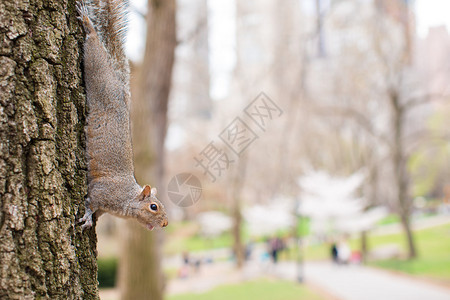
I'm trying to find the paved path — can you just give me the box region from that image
[277,261,450,300]
[166,259,450,300]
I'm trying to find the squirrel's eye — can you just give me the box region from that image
[150,203,158,211]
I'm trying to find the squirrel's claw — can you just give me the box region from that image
[80,218,93,230]
[79,213,93,229]
[79,203,94,230]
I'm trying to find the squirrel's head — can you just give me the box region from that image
[136,185,168,230]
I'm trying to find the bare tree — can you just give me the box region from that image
[0,1,98,298]
[373,0,417,258]
[119,0,176,299]
[317,0,422,258]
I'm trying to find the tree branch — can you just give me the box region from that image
[401,92,450,111]
[313,105,391,146]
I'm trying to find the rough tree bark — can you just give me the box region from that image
[0,1,98,299]
[119,0,176,299]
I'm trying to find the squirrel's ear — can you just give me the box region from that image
[151,187,157,196]
[139,185,151,200]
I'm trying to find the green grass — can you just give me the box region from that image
[300,223,450,282]
[303,242,329,261]
[164,231,233,255]
[166,279,324,300]
[164,221,258,255]
[164,220,450,282]
[376,214,400,226]
[369,223,450,281]
[164,219,311,256]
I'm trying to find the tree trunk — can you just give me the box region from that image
[360,230,367,264]
[390,90,417,259]
[119,0,176,299]
[232,198,244,268]
[400,213,416,259]
[230,154,248,268]
[119,222,163,300]
[0,1,98,299]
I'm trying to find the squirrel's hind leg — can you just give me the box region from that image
[79,197,96,229]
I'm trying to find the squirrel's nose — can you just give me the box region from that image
[162,220,168,227]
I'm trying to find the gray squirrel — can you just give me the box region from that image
[77,0,168,230]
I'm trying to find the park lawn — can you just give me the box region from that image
[163,221,233,255]
[167,279,324,300]
[165,221,254,255]
[302,242,329,261]
[376,214,400,226]
[368,223,450,281]
[164,230,233,255]
[163,220,450,281]
[298,223,450,282]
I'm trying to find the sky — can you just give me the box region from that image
[415,0,450,38]
[206,0,236,100]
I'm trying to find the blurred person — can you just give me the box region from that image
[182,251,190,266]
[245,239,254,261]
[178,251,190,279]
[193,257,202,273]
[331,242,339,264]
[338,240,351,264]
[351,250,362,264]
[269,237,285,264]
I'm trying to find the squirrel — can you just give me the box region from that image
[76,0,168,230]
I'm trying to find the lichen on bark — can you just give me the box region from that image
[0,1,98,299]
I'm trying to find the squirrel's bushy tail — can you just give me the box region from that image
[87,0,130,83]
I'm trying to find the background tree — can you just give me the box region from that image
[313,0,432,259]
[119,0,176,299]
[0,1,98,299]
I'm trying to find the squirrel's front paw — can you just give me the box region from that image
[81,219,93,230]
[79,207,94,230]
